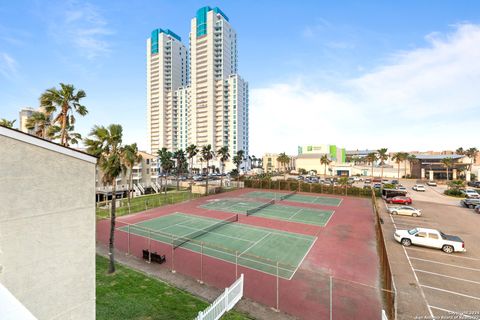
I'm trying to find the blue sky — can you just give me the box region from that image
[1,0,479,155]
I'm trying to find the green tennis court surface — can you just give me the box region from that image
[201,199,334,227]
[118,212,316,279]
[245,191,342,207]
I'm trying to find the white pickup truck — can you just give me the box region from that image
[394,227,466,253]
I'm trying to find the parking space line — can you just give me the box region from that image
[429,305,480,320]
[401,246,434,317]
[421,284,480,301]
[410,257,480,272]
[384,199,436,317]
[414,269,480,285]
[407,247,480,261]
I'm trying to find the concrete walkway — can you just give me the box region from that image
[96,244,296,320]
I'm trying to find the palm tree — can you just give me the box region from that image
[217,146,230,188]
[320,154,331,178]
[377,148,389,180]
[276,152,290,180]
[236,150,245,172]
[186,144,198,177]
[233,150,245,183]
[465,147,478,172]
[40,83,87,146]
[121,143,142,205]
[392,152,407,179]
[338,177,349,195]
[48,124,82,146]
[456,147,465,155]
[406,154,417,178]
[0,119,16,128]
[441,157,453,181]
[26,111,52,138]
[201,145,215,195]
[366,152,378,178]
[172,149,187,190]
[85,124,124,274]
[158,148,174,194]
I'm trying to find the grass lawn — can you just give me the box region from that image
[96,191,199,219]
[96,256,251,320]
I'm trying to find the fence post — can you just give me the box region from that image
[276,261,280,311]
[171,234,176,273]
[199,242,204,284]
[197,310,203,320]
[127,224,130,255]
[235,251,238,279]
[330,275,333,320]
[148,229,151,263]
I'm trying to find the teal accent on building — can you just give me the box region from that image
[150,28,182,54]
[196,6,229,37]
[298,146,302,155]
[329,145,337,161]
[213,7,229,21]
[341,148,346,163]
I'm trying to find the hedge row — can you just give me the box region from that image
[244,179,378,197]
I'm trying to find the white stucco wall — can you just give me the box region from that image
[0,131,96,320]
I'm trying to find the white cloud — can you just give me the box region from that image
[46,1,112,59]
[0,52,18,79]
[250,24,480,155]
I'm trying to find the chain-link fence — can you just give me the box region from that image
[95,191,202,218]
[244,179,379,197]
[96,220,394,320]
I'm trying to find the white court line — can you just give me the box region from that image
[323,210,335,227]
[410,257,480,272]
[135,215,196,232]
[402,246,434,318]
[336,197,343,207]
[421,285,480,301]
[174,224,254,244]
[429,305,480,320]
[289,236,318,280]
[414,269,480,285]
[238,232,272,256]
[288,208,305,220]
[406,247,480,261]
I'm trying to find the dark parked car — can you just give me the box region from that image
[467,181,480,188]
[461,198,480,209]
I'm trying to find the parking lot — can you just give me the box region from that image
[380,180,480,319]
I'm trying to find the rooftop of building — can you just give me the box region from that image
[346,149,377,155]
[0,125,97,163]
[412,154,464,160]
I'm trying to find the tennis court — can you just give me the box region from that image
[245,191,342,206]
[118,212,316,279]
[201,198,334,227]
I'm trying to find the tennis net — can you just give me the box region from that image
[246,199,275,216]
[280,191,297,200]
[173,214,238,249]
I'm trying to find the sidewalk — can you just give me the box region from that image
[96,243,296,320]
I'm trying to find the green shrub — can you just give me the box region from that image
[444,189,464,197]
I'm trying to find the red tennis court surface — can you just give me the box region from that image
[97,188,383,319]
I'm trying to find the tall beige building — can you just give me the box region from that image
[18,107,35,134]
[146,29,188,154]
[147,6,249,169]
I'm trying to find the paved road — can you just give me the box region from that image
[379,180,480,320]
